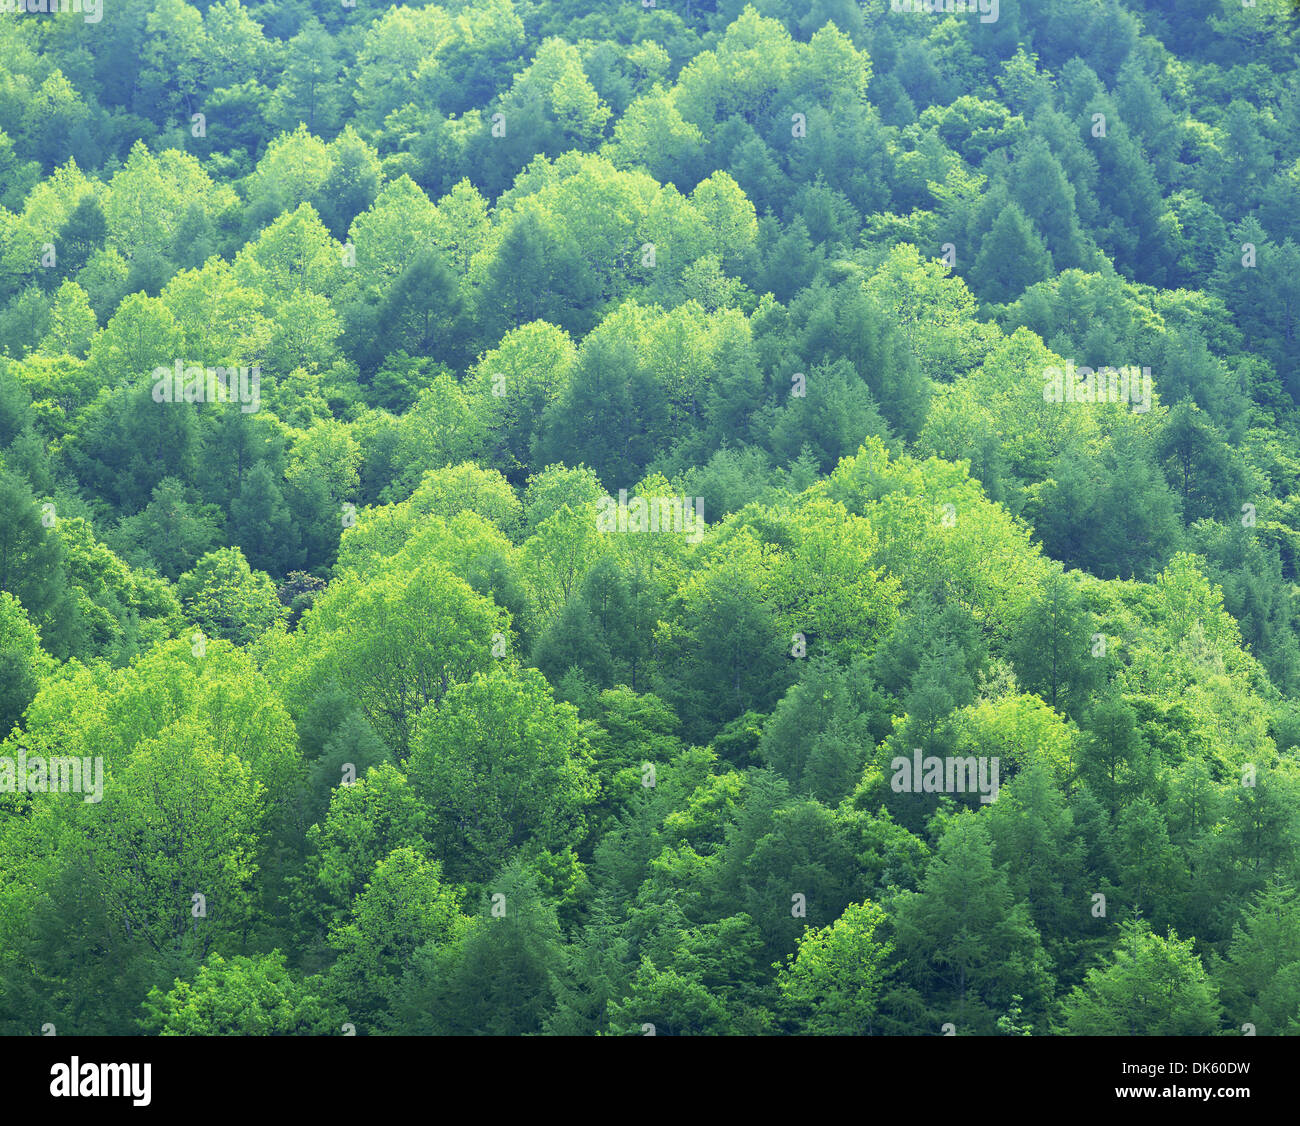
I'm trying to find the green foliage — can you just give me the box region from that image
[776,900,892,1034]
[2,0,1299,1042]
[407,665,599,883]
[1060,917,1222,1035]
[177,547,287,645]
[141,952,339,1035]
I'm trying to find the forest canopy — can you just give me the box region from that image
[2,0,1300,1038]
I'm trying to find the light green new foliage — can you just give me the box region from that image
[290,556,507,756]
[141,951,339,1035]
[326,846,466,1025]
[177,546,287,646]
[1060,917,1222,1035]
[776,900,893,1035]
[91,719,264,959]
[407,664,599,884]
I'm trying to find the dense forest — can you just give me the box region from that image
[1,0,1300,1037]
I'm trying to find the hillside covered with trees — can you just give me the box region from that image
[2,0,1300,1036]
